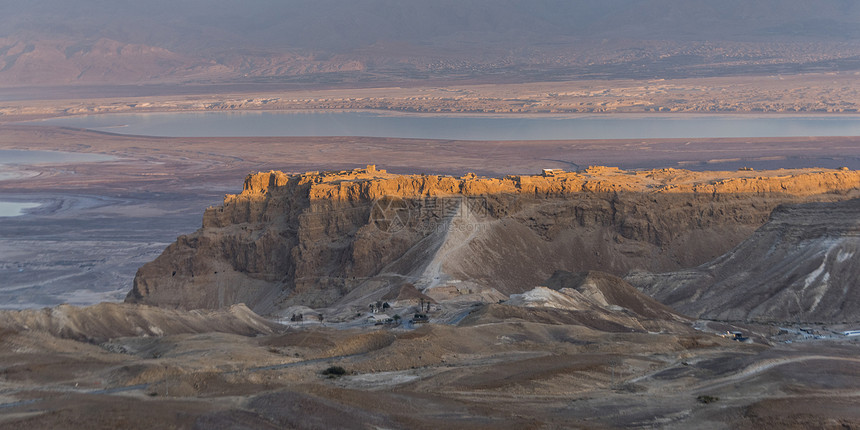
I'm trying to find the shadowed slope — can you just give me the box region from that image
[628,198,860,323]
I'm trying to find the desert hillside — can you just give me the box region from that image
[629,198,860,323]
[0,302,282,343]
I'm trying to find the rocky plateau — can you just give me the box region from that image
[128,165,860,324]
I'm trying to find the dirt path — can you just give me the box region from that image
[691,354,860,393]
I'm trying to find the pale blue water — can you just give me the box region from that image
[29,111,860,140]
[0,150,114,219]
[0,149,114,165]
[0,201,40,217]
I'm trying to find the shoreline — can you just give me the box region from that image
[17,111,860,142]
[3,72,860,123]
[22,106,860,120]
[8,104,860,125]
[3,124,860,173]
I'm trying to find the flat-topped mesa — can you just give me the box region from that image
[129,166,860,314]
[224,164,860,200]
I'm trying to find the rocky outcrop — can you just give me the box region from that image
[468,270,689,333]
[0,302,282,344]
[541,270,685,321]
[628,198,860,323]
[127,166,860,314]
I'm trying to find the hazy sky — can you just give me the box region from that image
[2,1,859,87]
[2,0,858,53]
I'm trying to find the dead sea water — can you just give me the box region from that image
[29,111,860,140]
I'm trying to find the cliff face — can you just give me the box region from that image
[127,166,860,314]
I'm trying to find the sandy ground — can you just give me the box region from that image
[0,315,857,429]
[3,73,860,117]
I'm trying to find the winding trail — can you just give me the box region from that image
[690,355,860,393]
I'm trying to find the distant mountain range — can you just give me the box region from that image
[2,0,860,87]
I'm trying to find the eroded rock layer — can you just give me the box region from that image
[127,166,860,314]
[628,198,860,323]
[0,303,281,344]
